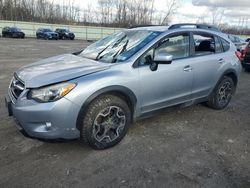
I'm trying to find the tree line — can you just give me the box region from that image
[0,0,179,26]
[0,0,249,35]
[0,0,81,24]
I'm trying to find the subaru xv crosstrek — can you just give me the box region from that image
[5,24,242,149]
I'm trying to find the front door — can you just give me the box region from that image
[138,33,194,113]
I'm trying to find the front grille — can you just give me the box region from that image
[9,75,25,103]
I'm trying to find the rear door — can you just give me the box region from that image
[190,32,225,99]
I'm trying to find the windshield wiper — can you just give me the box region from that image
[95,44,112,60]
[111,39,129,63]
[96,35,127,61]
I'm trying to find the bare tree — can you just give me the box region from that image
[161,0,179,25]
[210,7,224,26]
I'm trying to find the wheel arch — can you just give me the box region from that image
[210,68,238,97]
[222,69,238,87]
[76,85,137,130]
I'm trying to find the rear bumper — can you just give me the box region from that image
[5,92,80,140]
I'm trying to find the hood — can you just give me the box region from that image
[16,54,111,88]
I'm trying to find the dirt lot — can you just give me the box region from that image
[0,38,249,188]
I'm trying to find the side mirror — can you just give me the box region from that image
[153,50,173,64]
[150,51,173,71]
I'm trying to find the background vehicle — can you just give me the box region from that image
[227,34,247,51]
[242,42,250,71]
[36,28,58,40]
[55,28,75,40]
[245,38,250,42]
[6,24,242,150]
[2,27,25,38]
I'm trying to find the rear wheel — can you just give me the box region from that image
[80,95,131,150]
[207,76,235,110]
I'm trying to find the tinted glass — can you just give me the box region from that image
[43,29,52,32]
[193,34,215,56]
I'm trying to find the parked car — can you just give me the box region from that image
[227,34,247,51]
[55,28,75,40]
[242,41,250,71]
[36,28,58,40]
[245,38,250,42]
[5,24,242,149]
[2,27,25,38]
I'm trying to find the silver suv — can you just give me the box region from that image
[5,24,242,149]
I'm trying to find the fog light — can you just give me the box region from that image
[45,122,52,130]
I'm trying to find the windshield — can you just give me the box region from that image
[80,30,161,63]
[11,27,21,32]
[62,29,69,32]
[44,29,53,32]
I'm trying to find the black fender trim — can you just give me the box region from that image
[76,86,137,130]
[221,69,238,86]
[209,69,238,98]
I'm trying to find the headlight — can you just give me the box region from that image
[29,82,76,102]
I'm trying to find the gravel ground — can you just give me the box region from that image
[0,38,249,188]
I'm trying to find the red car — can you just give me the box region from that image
[242,42,250,71]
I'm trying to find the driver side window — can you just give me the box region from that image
[139,33,190,66]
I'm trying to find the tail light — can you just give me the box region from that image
[242,48,247,58]
[235,51,242,62]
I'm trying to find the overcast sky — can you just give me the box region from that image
[57,0,250,26]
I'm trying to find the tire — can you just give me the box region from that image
[207,76,235,110]
[80,94,131,150]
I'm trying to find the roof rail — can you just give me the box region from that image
[168,23,220,32]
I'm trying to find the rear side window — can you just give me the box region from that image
[193,34,215,56]
[214,36,223,53]
[220,38,230,52]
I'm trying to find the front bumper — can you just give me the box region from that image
[5,91,80,140]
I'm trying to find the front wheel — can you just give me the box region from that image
[207,76,235,110]
[80,95,131,149]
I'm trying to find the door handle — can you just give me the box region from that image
[218,58,225,64]
[183,65,193,72]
